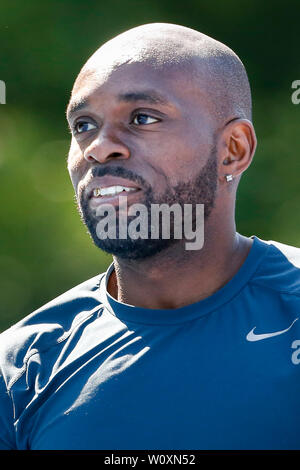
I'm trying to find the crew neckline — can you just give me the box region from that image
[98,235,270,325]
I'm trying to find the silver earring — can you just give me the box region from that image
[225,174,233,182]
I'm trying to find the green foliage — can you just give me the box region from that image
[0,0,299,331]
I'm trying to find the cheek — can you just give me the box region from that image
[173,122,214,174]
[150,127,208,185]
[67,139,88,190]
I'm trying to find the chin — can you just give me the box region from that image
[91,234,177,260]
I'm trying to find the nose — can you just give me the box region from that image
[83,128,130,164]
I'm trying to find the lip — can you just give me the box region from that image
[85,176,143,210]
[89,190,142,210]
[86,176,142,200]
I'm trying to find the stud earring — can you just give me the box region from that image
[225,174,233,182]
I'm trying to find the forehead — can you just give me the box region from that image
[68,61,209,116]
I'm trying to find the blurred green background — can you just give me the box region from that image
[0,0,299,332]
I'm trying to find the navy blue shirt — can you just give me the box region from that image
[0,236,300,450]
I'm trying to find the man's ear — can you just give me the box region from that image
[218,119,257,183]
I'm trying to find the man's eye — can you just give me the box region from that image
[73,121,97,134]
[132,114,159,125]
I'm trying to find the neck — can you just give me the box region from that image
[107,220,253,310]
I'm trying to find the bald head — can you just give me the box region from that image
[72,23,252,126]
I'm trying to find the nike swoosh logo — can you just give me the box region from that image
[246,317,298,342]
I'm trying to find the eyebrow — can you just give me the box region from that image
[117,90,169,105]
[66,99,89,120]
[66,90,170,120]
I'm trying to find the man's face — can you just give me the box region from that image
[66,62,219,259]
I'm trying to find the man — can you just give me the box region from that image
[0,23,299,450]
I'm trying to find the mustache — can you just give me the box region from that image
[90,165,149,190]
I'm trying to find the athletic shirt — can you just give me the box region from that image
[0,235,300,450]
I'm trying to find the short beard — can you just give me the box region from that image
[77,149,218,260]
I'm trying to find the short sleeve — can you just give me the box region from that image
[0,370,16,450]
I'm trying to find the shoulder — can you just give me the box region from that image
[251,237,300,296]
[0,271,106,390]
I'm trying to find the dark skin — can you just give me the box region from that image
[67,60,257,310]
